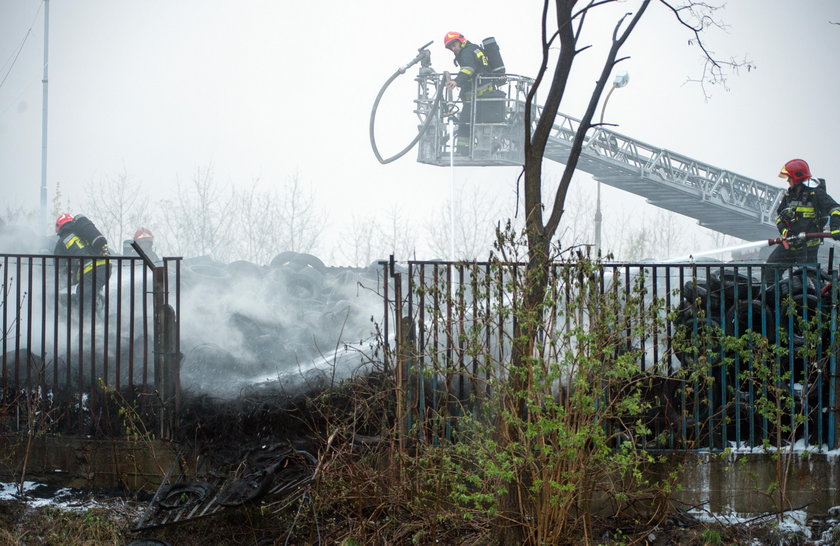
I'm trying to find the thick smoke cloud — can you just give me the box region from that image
[177,254,387,398]
[0,222,389,401]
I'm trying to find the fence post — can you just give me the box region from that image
[390,255,405,453]
[131,242,179,439]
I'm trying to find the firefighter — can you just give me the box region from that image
[443,31,493,156]
[129,227,161,264]
[53,213,112,311]
[767,159,840,265]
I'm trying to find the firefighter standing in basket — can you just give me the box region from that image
[768,159,840,265]
[444,31,493,156]
[54,213,112,310]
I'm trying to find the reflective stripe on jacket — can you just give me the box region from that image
[775,183,840,248]
[454,42,490,97]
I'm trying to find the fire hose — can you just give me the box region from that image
[767,232,834,250]
[369,40,447,164]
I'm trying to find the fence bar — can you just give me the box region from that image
[0,253,180,437]
[386,259,840,453]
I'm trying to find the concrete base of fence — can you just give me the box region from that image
[2,436,839,515]
[0,434,178,491]
[666,451,840,515]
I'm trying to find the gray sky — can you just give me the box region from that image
[1,1,838,257]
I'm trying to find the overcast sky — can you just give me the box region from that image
[1,1,838,258]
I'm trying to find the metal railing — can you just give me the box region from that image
[382,257,840,451]
[415,72,534,167]
[0,253,181,437]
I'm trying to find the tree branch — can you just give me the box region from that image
[545,3,651,238]
[659,0,755,100]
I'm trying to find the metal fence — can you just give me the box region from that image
[0,253,181,437]
[382,257,840,452]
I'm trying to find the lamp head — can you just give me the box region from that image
[613,71,630,88]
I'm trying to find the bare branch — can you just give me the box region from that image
[659,0,755,100]
[545,3,651,237]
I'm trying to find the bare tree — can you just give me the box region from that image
[501,1,745,539]
[337,213,381,267]
[276,172,324,255]
[609,208,686,260]
[379,203,417,261]
[518,0,744,348]
[159,165,234,261]
[548,174,595,251]
[84,167,150,250]
[229,180,283,265]
[425,185,503,260]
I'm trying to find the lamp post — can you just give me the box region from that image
[594,70,629,256]
[40,0,50,235]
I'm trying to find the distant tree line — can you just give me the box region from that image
[21,164,734,266]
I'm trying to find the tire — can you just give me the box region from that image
[284,270,322,300]
[227,260,264,278]
[270,251,300,269]
[724,299,775,344]
[289,253,327,274]
[156,482,209,510]
[181,261,230,289]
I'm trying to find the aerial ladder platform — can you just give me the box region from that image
[412,72,782,241]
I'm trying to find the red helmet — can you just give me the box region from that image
[55,213,74,233]
[778,159,811,184]
[444,31,466,48]
[133,227,154,240]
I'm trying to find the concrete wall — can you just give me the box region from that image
[0,434,178,491]
[667,451,840,515]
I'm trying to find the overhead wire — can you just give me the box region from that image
[0,1,45,93]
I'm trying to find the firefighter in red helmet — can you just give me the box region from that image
[124,226,161,264]
[768,159,840,264]
[443,31,492,156]
[53,213,112,312]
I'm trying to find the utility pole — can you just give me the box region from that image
[40,0,50,234]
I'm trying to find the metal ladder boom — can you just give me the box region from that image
[415,73,782,240]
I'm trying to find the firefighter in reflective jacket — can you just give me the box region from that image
[768,159,840,265]
[53,213,112,306]
[444,31,492,155]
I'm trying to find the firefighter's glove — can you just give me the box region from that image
[832,230,840,241]
[100,244,110,256]
[778,207,795,223]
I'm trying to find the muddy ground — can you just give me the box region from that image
[1,484,840,545]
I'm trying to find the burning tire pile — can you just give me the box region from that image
[671,264,836,444]
[177,252,386,397]
[673,265,833,364]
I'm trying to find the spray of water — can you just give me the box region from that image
[662,239,770,264]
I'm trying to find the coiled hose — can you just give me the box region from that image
[369,45,446,164]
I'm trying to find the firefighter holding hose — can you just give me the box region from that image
[768,158,840,264]
[444,31,493,156]
[54,213,112,312]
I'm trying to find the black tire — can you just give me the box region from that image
[290,253,327,274]
[724,299,776,344]
[156,482,209,510]
[270,251,300,269]
[216,472,273,507]
[181,261,230,289]
[281,267,326,301]
[227,260,264,278]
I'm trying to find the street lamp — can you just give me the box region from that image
[594,70,629,256]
